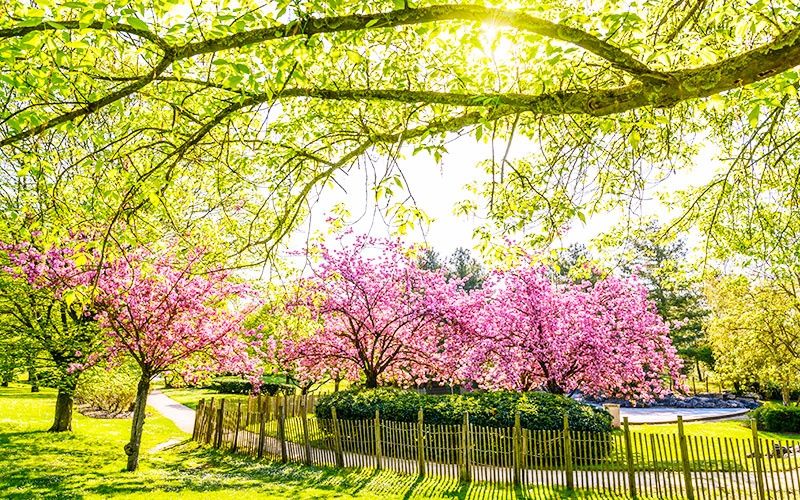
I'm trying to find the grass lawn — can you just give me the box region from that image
[1,383,612,500]
[157,385,248,411]
[629,418,800,441]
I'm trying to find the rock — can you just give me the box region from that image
[771,444,789,458]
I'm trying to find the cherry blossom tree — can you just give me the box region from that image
[85,246,260,472]
[280,237,474,389]
[0,233,102,432]
[461,265,683,401]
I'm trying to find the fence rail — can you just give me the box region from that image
[193,397,800,499]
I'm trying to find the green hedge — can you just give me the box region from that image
[209,378,295,396]
[752,404,800,432]
[315,389,612,433]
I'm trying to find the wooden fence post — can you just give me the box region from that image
[417,408,425,477]
[257,412,266,459]
[751,419,766,500]
[513,412,522,486]
[622,416,636,498]
[563,415,574,491]
[375,410,382,471]
[193,399,204,441]
[677,416,694,500]
[214,399,226,449]
[232,403,242,454]
[301,397,311,465]
[278,402,288,464]
[204,398,215,445]
[460,412,471,482]
[332,407,344,468]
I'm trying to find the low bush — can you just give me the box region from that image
[75,364,139,414]
[751,404,800,432]
[35,367,63,389]
[209,377,295,396]
[315,389,612,433]
[733,380,800,402]
[315,389,612,464]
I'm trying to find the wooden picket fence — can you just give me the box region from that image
[193,397,800,499]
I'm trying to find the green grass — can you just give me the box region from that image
[627,418,800,441]
[158,385,249,411]
[2,383,608,499]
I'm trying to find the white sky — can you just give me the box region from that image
[290,135,723,267]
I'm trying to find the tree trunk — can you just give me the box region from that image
[125,372,151,472]
[29,365,39,393]
[1,380,8,387]
[48,388,74,432]
[334,376,341,393]
[545,379,564,395]
[782,385,791,406]
[365,372,378,389]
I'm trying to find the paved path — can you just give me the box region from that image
[147,389,195,434]
[620,407,750,425]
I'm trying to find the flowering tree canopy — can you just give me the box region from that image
[86,245,259,471]
[461,265,683,401]
[279,237,473,388]
[0,232,102,431]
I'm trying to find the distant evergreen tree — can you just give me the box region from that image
[618,224,712,378]
[418,247,485,291]
[417,248,446,272]
[448,248,486,292]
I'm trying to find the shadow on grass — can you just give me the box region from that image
[1,417,654,500]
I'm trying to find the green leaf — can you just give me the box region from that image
[126,16,148,31]
[748,104,761,128]
[629,130,641,149]
[79,10,96,28]
[346,51,364,64]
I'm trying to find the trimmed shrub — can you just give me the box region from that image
[209,377,295,396]
[315,389,612,433]
[314,389,612,464]
[751,404,800,432]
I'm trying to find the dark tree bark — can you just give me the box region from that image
[48,388,74,432]
[28,365,39,393]
[545,379,565,395]
[125,372,151,472]
[364,371,379,389]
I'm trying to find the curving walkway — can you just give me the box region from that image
[147,389,195,434]
[620,407,750,425]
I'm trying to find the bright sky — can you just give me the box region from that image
[292,134,722,265]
